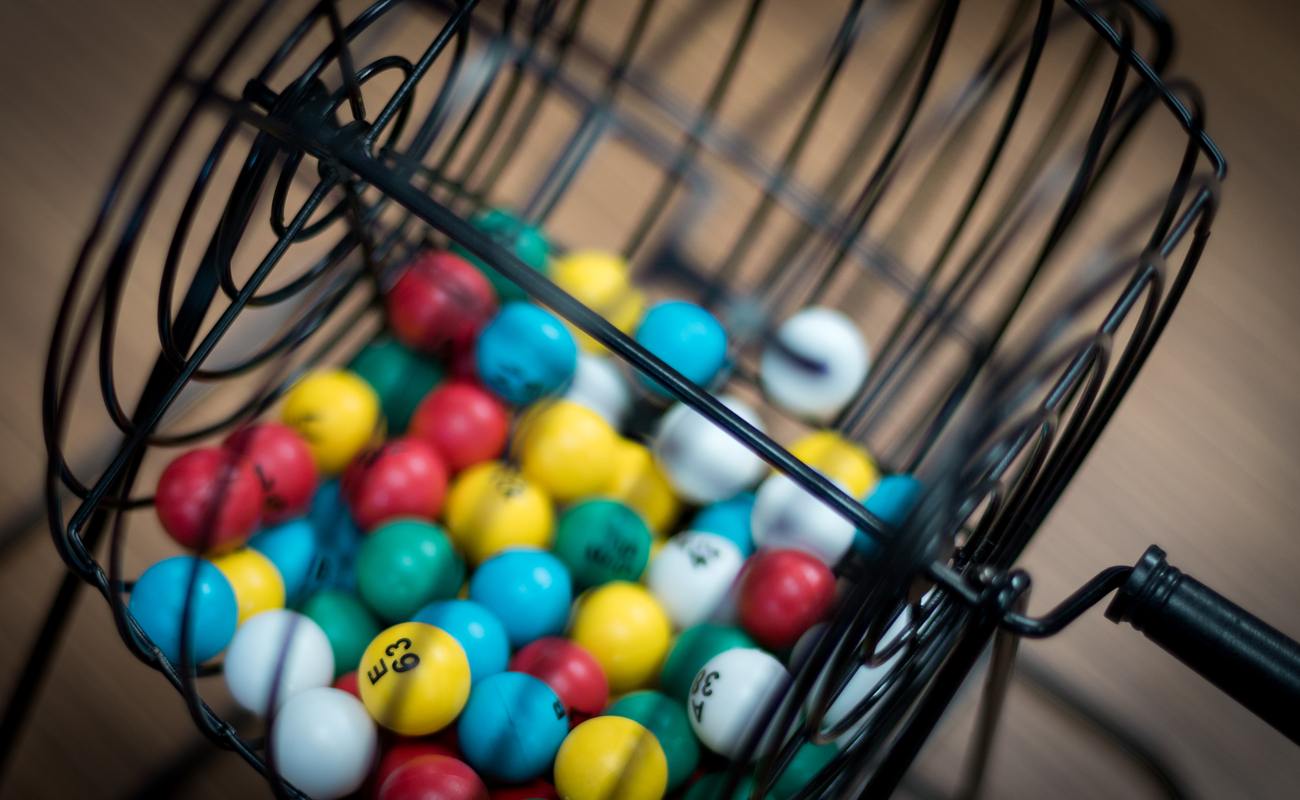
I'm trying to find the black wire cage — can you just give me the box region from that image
[11,0,1298,797]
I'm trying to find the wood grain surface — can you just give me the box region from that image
[0,0,1297,798]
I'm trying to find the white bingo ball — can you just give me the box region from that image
[653,396,767,505]
[751,473,856,566]
[645,531,745,629]
[792,606,911,740]
[271,687,378,799]
[564,353,632,430]
[760,307,869,422]
[687,647,791,759]
[224,609,334,715]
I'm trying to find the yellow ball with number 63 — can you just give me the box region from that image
[357,622,470,735]
[281,369,382,475]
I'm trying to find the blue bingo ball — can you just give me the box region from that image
[634,300,728,396]
[855,474,924,556]
[457,671,569,782]
[248,519,319,604]
[129,556,238,664]
[689,493,756,556]
[475,302,577,405]
[307,480,363,592]
[469,549,572,648]
[413,600,510,685]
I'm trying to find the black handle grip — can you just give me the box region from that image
[1105,546,1300,744]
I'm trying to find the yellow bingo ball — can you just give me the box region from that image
[211,548,285,625]
[554,716,668,800]
[570,582,671,694]
[281,369,382,474]
[604,438,680,536]
[444,461,555,565]
[550,250,645,352]
[789,430,880,498]
[514,400,618,503]
[358,622,470,736]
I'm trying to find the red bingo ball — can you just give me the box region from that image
[333,670,361,699]
[224,422,318,524]
[739,548,837,650]
[155,447,263,553]
[410,383,510,473]
[373,741,459,798]
[342,438,449,531]
[508,637,608,724]
[378,755,488,800]
[490,779,559,800]
[386,251,498,356]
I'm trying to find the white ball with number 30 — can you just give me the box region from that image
[687,647,790,759]
[223,609,334,715]
[645,531,745,629]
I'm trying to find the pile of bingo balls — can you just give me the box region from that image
[130,208,925,799]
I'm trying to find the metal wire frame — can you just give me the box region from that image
[6,0,1225,797]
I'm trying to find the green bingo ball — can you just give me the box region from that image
[454,208,550,302]
[300,590,382,678]
[772,740,838,799]
[552,499,653,589]
[607,690,700,791]
[348,336,444,433]
[660,623,756,702]
[684,772,756,800]
[356,519,464,622]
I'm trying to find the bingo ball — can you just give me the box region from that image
[760,307,869,422]
[857,474,924,556]
[378,755,488,800]
[356,519,463,622]
[490,780,558,800]
[553,716,667,800]
[469,549,572,648]
[308,480,365,593]
[342,438,448,531]
[211,548,285,625]
[604,438,680,536]
[282,369,382,475]
[514,400,618,503]
[271,687,377,800]
[348,336,445,434]
[569,581,671,694]
[129,556,237,664]
[457,672,569,782]
[409,382,510,473]
[301,590,382,680]
[224,422,318,524]
[564,353,632,430]
[224,609,334,714]
[634,300,728,396]
[333,670,360,698]
[659,623,755,702]
[645,532,744,630]
[413,600,510,685]
[553,499,653,589]
[374,740,458,793]
[751,473,855,566]
[475,303,577,406]
[688,494,755,557]
[444,462,554,565]
[249,519,319,605]
[738,549,836,650]
[386,250,498,355]
[687,647,790,759]
[771,741,838,800]
[607,691,699,791]
[653,396,767,505]
[509,637,608,723]
[788,431,878,498]
[358,622,471,736]
[455,207,550,303]
[155,447,263,553]
[550,250,645,352]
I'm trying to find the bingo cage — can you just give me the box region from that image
[7,0,1300,797]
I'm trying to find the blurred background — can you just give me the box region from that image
[0,0,1298,797]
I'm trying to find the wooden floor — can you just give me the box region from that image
[1,0,1299,798]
